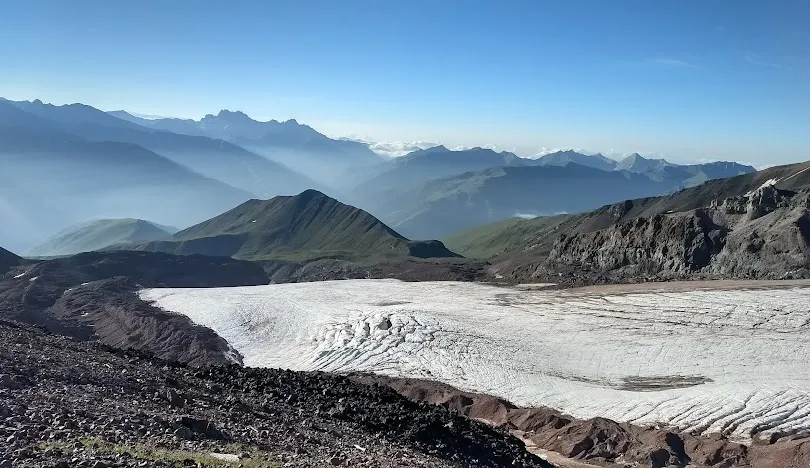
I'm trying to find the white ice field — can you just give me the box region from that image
[140,280,810,438]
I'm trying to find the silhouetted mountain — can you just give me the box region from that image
[657,161,756,186]
[353,146,531,211]
[536,150,618,171]
[381,164,673,239]
[27,219,177,257]
[0,247,20,274]
[615,153,675,173]
[13,101,318,197]
[112,109,382,187]
[126,190,457,261]
[615,153,755,186]
[0,100,252,252]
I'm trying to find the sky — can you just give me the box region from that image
[1,0,808,166]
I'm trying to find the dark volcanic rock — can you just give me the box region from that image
[0,320,549,468]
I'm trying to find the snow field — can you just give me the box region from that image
[140,280,810,438]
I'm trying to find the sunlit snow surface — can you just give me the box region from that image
[140,280,810,437]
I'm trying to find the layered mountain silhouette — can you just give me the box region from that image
[124,190,457,261]
[353,146,532,212]
[12,100,318,197]
[112,109,382,187]
[447,160,810,281]
[382,164,674,239]
[615,153,675,173]
[0,100,252,252]
[353,147,755,219]
[27,219,177,257]
[615,153,754,186]
[535,150,618,171]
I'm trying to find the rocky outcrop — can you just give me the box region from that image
[539,186,810,282]
[543,211,727,279]
[711,185,795,220]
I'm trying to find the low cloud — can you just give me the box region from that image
[450,143,503,152]
[514,210,568,219]
[649,58,697,69]
[364,140,440,158]
[744,55,789,70]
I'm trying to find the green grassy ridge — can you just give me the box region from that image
[442,215,569,259]
[127,190,458,261]
[27,218,176,257]
[40,438,279,467]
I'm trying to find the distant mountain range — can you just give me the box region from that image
[27,218,177,257]
[111,109,382,187]
[123,190,457,261]
[0,100,252,252]
[445,160,810,281]
[349,146,755,239]
[0,96,761,255]
[12,100,319,198]
[535,150,618,171]
[381,163,677,239]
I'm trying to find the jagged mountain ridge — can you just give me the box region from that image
[124,190,458,261]
[112,109,382,187]
[535,150,618,171]
[13,100,318,198]
[27,218,177,257]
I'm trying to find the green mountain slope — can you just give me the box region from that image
[27,219,177,257]
[442,216,569,259]
[128,190,458,261]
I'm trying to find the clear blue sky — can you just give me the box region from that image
[1,0,808,165]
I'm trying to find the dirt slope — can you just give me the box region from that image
[0,251,269,365]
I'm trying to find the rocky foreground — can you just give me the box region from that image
[0,319,550,468]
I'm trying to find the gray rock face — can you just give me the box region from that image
[539,187,810,282]
[544,212,727,278]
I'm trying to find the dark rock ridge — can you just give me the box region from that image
[0,319,549,467]
[0,247,20,275]
[0,251,268,365]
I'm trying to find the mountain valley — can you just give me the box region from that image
[1,95,809,468]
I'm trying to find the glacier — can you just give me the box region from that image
[139,279,810,438]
